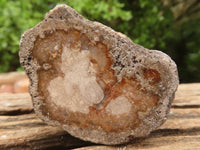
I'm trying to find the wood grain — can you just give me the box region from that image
[0,72,27,85]
[173,83,200,107]
[0,93,33,115]
[0,83,200,149]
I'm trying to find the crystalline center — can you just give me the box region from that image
[48,45,104,114]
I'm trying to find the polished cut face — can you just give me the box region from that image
[32,29,159,133]
[20,4,179,145]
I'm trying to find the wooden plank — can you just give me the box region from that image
[0,83,200,149]
[0,114,92,150]
[161,108,200,130]
[0,107,199,149]
[169,108,200,119]
[173,83,200,107]
[0,72,27,85]
[76,135,200,150]
[175,83,200,97]
[0,93,33,115]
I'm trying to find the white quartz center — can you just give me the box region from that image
[48,44,104,114]
[106,96,131,115]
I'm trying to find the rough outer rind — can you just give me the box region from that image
[19,4,179,145]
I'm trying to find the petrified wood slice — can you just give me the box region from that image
[19,4,179,145]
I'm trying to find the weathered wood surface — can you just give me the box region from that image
[0,72,27,85]
[0,83,200,150]
[0,94,33,115]
[0,72,29,93]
